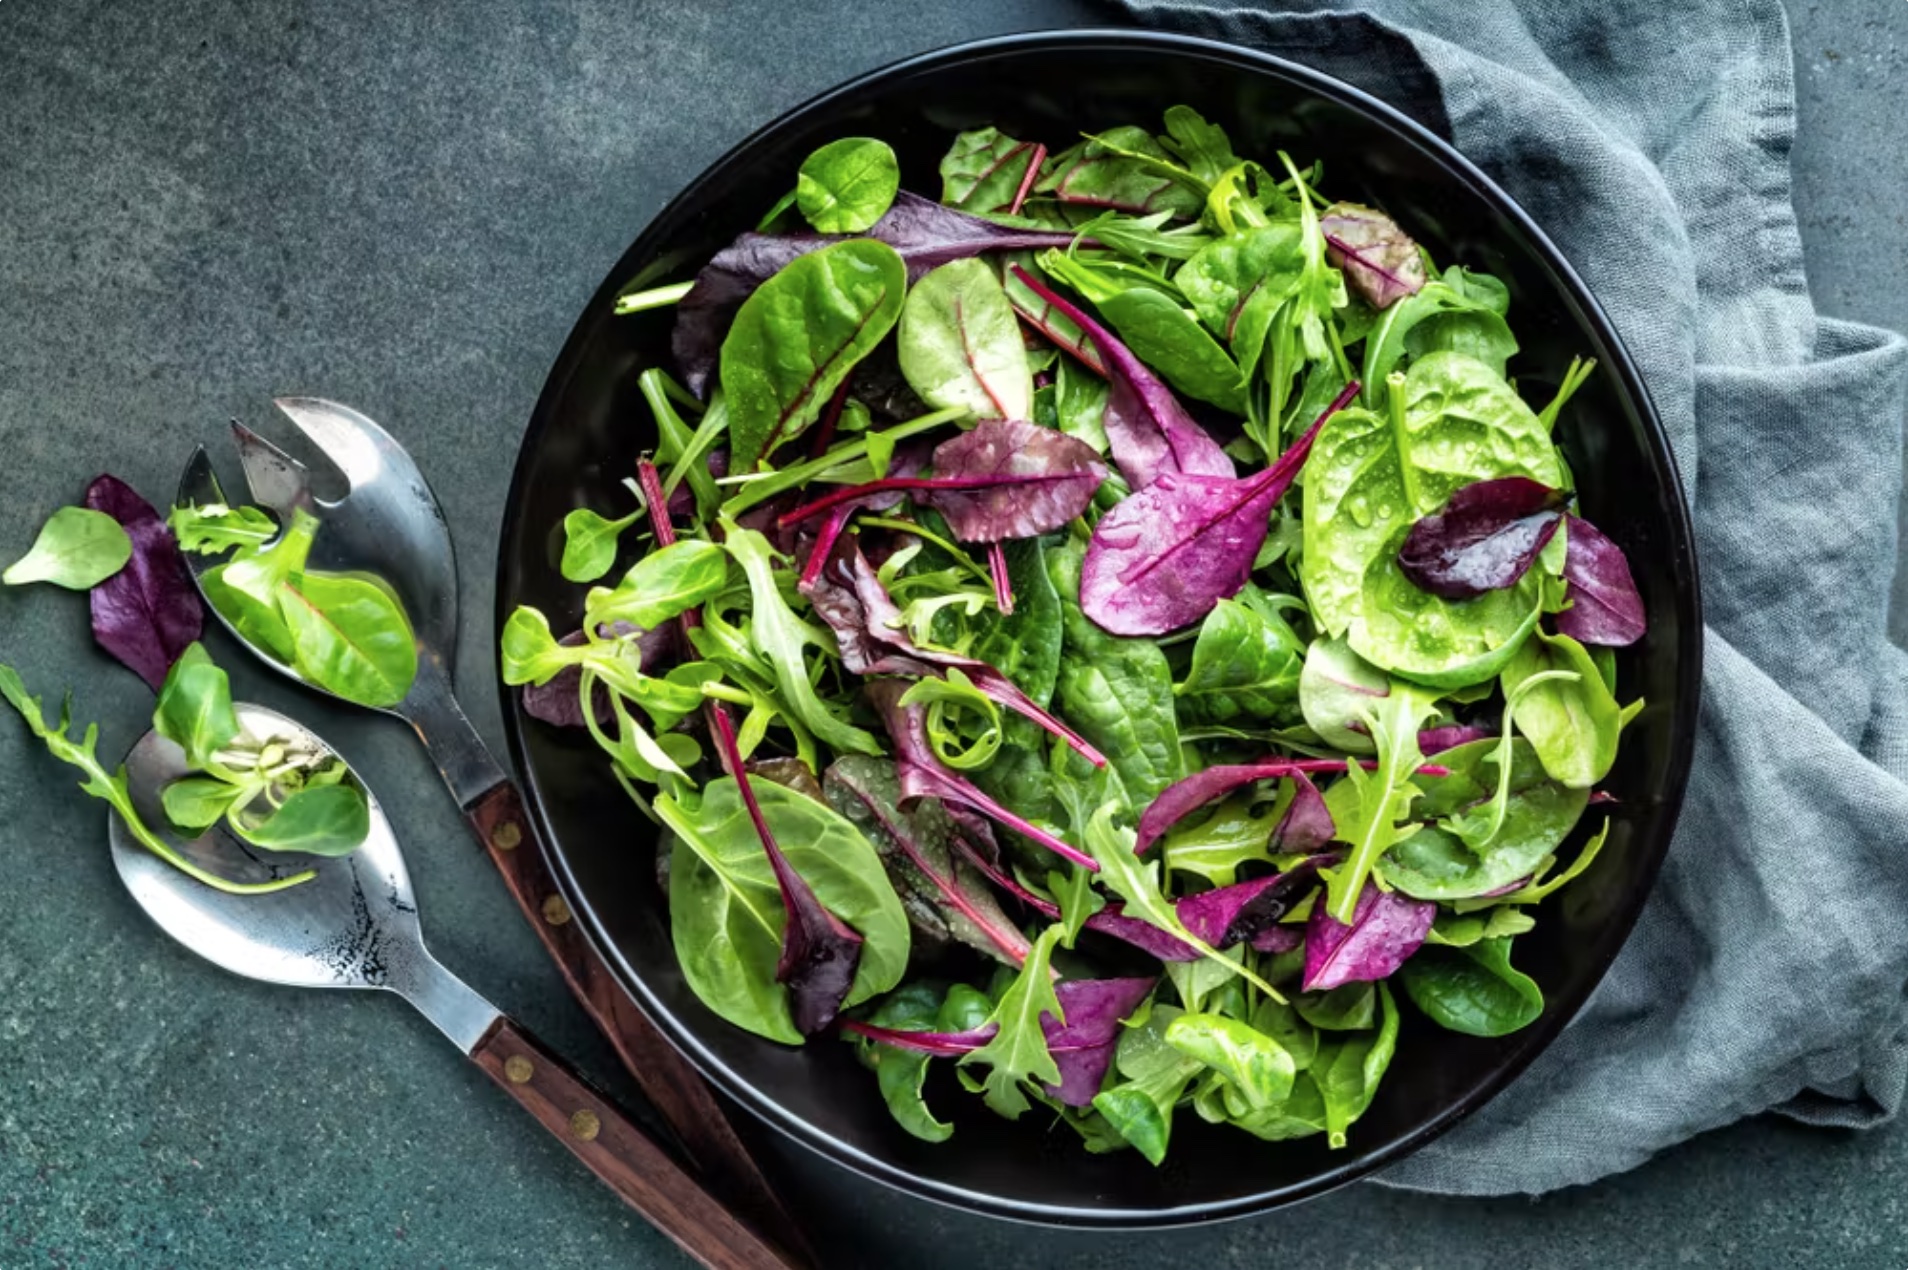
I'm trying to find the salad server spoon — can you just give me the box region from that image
[108,700,799,1270]
[175,399,805,1258]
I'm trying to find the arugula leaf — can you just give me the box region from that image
[959,925,1066,1118]
[166,502,278,554]
[795,137,900,234]
[1317,678,1439,923]
[4,506,132,589]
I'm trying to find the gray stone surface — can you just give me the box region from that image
[0,1,1901,1266]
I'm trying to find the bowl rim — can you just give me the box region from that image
[497,27,1703,1228]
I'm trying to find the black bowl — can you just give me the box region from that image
[497,30,1701,1226]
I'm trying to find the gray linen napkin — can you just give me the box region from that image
[1107,0,1908,1195]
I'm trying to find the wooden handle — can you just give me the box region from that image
[466,781,810,1262]
[471,1017,801,1270]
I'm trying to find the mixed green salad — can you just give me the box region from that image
[504,107,1648,1161]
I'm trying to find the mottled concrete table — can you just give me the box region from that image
[3,2,1904,1267]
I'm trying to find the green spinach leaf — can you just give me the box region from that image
[795,137,900,233]
[1500,629,1622,789]
[1174,588,1305,726]
[1399,938,1543,1037]
[1311,981,1399,1147]
[1095,286,1247,414]
[1362,271,1518,407]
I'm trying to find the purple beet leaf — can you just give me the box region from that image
[1134,758,1353,855]
[838,1019,998,1055]
[1081,382,1358,635]
[803,543,1104,766]
[1006,264,1232,489]
[778,419,1105,542]
[1301,882,1435,992]
[866,679,1098,871]
[708,703,863,1035]
[83,474,202,689]
[1089,860,1327,962]
[673,192,1079,395]
[1555,514,1647,647]
[1320,202,1427,310]
[1251,925,1303,954]
[1397,477,1567,600]
[822,756,1033,967]
[1418,723,1495,755]
[1270,771,1337,853]
[1045,976,1156,1106]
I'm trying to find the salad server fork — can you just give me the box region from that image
[108,702,799,1270]
[175,399,805,1259]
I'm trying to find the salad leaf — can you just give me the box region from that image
[1007,264,1232,490]
[970,537,1063,709]
[1499,629,1622,789]
[1080,382,1354,636]
[1133,759,1350,855]
[1554,513,1647,647]
[1035,127,1204,217]
[1396,477,1567,600]
[1091,860,1326,961]
[560,507,640,583]
[1297,636,1388,753]
[4,505,131,589]
[1165,1012,1296,1116]
[898,258,1034,420]
[1176,223,1304,384]
[795,137,900,234]
[1312,981,1399,1147]
[1398,937,1544,1037]
[1301,882,1435,992]
[1319,202,1426,309]
[959,925,1066,1118]
[86,475,203,689]
[1174,590,1306,726]
[199,507,318,665]
[939,127,1045,214]
[823,756,1033,966]
[583,539,729,632]
[1094,287,1247,415]
[228,783,370,857]
[276,572,418,708]
[166,502,277,554]
[851,983,958,1142]
[722,239,907,469]
[1045,975,1157,1107]
[1362,272,1517,407]
[1093,1004,1203,1164]
[152,642,239,768]
[1274,772,1338,854]
[674,192,1075,395]
[1317,678,1440,923]
[656,772,907,1044]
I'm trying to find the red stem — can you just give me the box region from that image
[1008,143,1047,217]
[988,541,1014,616]
[776,474,1049,528]
[798,505,853,589]
[809,377,854,460]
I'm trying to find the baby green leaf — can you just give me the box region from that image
[1092,1003,1202,1165]
[200,507,320,664]
[1362,271,1517,407]
[1165,1012,1297,1116]
[852,983,957,1143]
[796,137,900,233]
[959,925,1066,1119]
[583,539,729,632]
[560,508,639,583]
[167,503,278,555]
[1096,287,1248,415]
[1398,938,1543,1037]
[4,506,132,589]
[722,239,908,469]
[938,127,1044,214]
[897,258,1033,420]
[160,776,247,832]
[1174,589,1305,726]
[152,642,239,770]
[276,572,418,708]
[230,783,370,856]
[1311,981,1399,1148]
[1500,629,1621,788]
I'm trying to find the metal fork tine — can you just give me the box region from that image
[273,397,401,493]
[231,420,315,518]
[174,447,225,579]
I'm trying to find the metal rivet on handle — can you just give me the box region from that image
[504,1055,534,1084]
[492,821,522,851]
[569,1109,601,1142]
[542,894,572,926]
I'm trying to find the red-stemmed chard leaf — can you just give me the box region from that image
[1320,202,1427,310]
[777,419,1105,541]
[1397,476,1568,600]
[1006,264,1232,489]
[866,679,1098,872]
[840,976,1154,1108]
[673,192,1080,395]
[707,702,863,1035]
[802,543,1104,766]
[1081,382,1359,636]
[1301,882,1435,992]
[822,756,1033,967]
[1555,513,1647,647]
[1135,759,1353,855]
[83,474,203,689]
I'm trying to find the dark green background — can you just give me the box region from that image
[3,1,1905,1266]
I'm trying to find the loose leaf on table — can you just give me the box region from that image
[1006,264,1232,490]
[1317,678,1440,923]
[1301,882,1435,992]
[1396,477,1568,600]
[86,476,203,688]
[3,505,131,589]
[1301,353,1565,686]
[897,258,1033,420]
[778,420,1105,543]
[583,539,729,631]
[655,772,908,1044]
[674,192,1076,395]
[1319,202,1426,310]
[722,521,882,757]
[1048,540,1182,809]
[559,507,639,583]
[0,665,312,896]
[1080,381,1355,637]
[276,572,418,708]
[939,127,1046,214]
[823,756,1033,966]
[1173,586,1306,726]
[721,239,908,469]
[152,642,238,769]
[229,782,370,857]
[1499,628,1622,789]
[1554,513,1647,647]
[795,137,900,234]
[1093,1004,1204,1164]
[1398,937,1544,1037]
